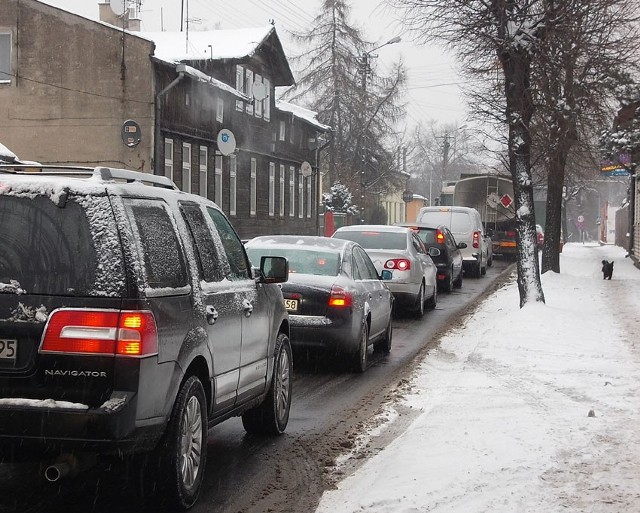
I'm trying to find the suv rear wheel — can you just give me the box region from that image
[242,332,292,435]
[157,375,207,510]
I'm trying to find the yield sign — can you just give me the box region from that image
[500,194,513,208]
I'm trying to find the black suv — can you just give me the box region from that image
[397,223,465,292]
[0,165,291,509]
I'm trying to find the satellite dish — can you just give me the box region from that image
[109,0,127,16]
[301,161,312,177]
[252,81,267,101]
[217,129,237,156]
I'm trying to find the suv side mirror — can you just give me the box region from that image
[259,256,289,284]
[380,269,392,281]
[428,247,441,257]
[457,242,468,249]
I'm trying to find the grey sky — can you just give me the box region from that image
[41,0,467,126]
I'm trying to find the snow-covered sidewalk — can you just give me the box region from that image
[316,243,640,513]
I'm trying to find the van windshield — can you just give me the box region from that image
[418,212,472,235]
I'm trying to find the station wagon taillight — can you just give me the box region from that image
[328,285,353,308]
[472,231,481,249]
[384,258,411,271]
[41,309,158,357]
[506,230,516,238]
[436,229,445,244]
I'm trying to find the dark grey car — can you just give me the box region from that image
[0,165,291,510]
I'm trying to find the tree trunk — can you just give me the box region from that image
[501,49,545,307]
[541,148,567,273]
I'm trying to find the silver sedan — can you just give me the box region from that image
[332,225,438,317]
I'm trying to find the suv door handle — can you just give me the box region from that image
[243,299,254,317]
[206,305,218,325]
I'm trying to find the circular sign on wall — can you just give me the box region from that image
[301,161,312,177]
[217,129,237,156]
[121,120,142,147]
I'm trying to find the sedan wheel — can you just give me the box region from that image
[352,321,369,373]
[413,284,425,318]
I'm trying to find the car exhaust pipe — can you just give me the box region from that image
[44,453,96,483]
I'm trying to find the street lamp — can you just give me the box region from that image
[359,36,401,224]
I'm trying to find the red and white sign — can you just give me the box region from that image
[499,194,513,209]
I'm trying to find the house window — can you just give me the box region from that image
[279,164,285,216]
[250,158,257,216]
[230,155,237,216]
[0,33,11,83]
[235,65,244,111]
[268,162,275,217]
[290,123,295,144]
[245,69,254,115]
[182,143,192,193]
[164,138,173,181]
[306,174,312,218]
[279,121,286,141]
[216,98,224,123]
[214,153,223,207]
[271,131,276,153]
[254,73,264,118]
[298,169,304,219]
[185,91,191,108]
[199,146,208,199]
[289,166,295,217]
[263,78,271,121]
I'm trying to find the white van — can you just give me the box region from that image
[416,206,489,278]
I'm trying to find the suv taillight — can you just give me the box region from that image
[436,229,445,244]
[328,285,353,308]
[384,258,411,271]
[41,309,158,357]
[473,231,481,249]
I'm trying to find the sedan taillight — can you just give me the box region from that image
[384,259,411,271]
[328,285,353,308]
[41,309,158,357]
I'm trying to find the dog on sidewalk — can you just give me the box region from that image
[601,260,614,280]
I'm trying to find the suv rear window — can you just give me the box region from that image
[0,194,125,296]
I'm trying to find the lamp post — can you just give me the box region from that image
[358,36,401,224]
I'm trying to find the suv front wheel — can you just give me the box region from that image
[242,332,293,435]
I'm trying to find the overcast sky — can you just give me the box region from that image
[41,0,468,127]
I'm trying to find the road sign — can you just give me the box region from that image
[402,190,413,202]
[499,194,513,209]
[577,215,585,223]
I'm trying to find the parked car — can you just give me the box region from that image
[245,235,393,372]
[416,206,489,278]
[536,224,545,248]
[397,223,465,293]
[0,165,292,510]
[331,225,438,317]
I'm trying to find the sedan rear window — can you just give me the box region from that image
[247,247,341,276]
[333,231,407,250]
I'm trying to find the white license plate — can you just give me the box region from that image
[284,299,298,312]
[0,339,17,360]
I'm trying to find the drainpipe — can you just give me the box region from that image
[154,64,186,176]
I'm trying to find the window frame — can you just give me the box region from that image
[235,65,244,111]
[182,142,191,194]
[298,169,304,219]
[214,152,223,207]
[250,158,257,216]
[216,97,224,123]
[229,155,237,216]
[0,32,11,84]
[289,166,295,217]
[268,162,275,217]
[164,138,174,181]
[279,164,285,216]
[245,69,254,115]
[199,146,208,199]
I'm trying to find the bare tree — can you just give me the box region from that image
[388,0,547,307]
[533,0,640,274]
[285,0,407,213]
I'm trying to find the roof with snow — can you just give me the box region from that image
[144,26,295,86]
[0,142,17,163]
[276,100,332,132]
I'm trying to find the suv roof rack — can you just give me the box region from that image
[0,164,178,190]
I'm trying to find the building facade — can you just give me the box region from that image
[0,0,329,239]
